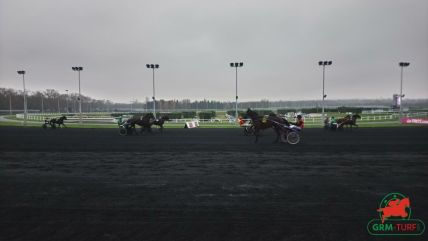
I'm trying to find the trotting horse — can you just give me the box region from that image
[153,116,170,133]
[337,114,361,129]
[48,115,67,128]
[123,113,156,135]
[133,113,156,134]
[246,108,289,143]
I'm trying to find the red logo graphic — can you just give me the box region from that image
[367,192,425,236]
[377,197,410,223]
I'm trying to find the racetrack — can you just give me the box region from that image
[1,127,427,241]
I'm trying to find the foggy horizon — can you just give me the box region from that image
[1,0,427,102]
[2,86,428,106]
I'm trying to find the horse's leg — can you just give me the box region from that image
[131,125,138,135]
[273,127,280,143]
[254,127,260,143]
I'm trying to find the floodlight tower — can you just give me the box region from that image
[398,62,410,116]
[17,70,27,126]
[318,60,332,123]
[230,62,244,121]
[146,64,159,118]
[65,89,69,113]
[72,66,83,124]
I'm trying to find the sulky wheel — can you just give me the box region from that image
[119,127,127,136]
[286,131,300,145]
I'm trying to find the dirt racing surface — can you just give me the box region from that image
[1,126,427,241]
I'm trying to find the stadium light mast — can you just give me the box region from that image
[230,62,243,121]
[398,62,410,116]
[146,64,159,118]
[9,94,12,115]
[65,89,69,113]
[318,60,332,124]
[41,93,44,114]
[57,93,61,113]
[17,70,27,126]
[72,66,83,124]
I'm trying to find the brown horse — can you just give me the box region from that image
[246,108,289,143]
[337,114,361,129]
[336,115,351,126]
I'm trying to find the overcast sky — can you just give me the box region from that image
[1,0,427,102]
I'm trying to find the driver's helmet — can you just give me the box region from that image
[296,115,302,119]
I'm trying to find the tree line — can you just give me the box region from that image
[0,88,114,113]
[1,87,427,114]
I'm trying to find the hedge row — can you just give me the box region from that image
[198,111,216,119]
[110,107,365,119]
[111,111,200,119]
[277,107,365,114]
[226,109,274,117]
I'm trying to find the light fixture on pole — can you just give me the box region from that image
[230,62,243,121]
[318,60,332,124]
[398,62,410,116]
[146,64,159,118]
[72,66,83,124]
[17,70,27,126]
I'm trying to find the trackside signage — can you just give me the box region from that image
[367,192,425,236]
[400,118,428,124]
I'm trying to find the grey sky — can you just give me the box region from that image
[1,0,427,103]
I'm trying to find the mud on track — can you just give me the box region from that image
[1,127,428,241]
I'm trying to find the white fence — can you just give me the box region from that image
[15,114,117,123]
[14,112,428,125]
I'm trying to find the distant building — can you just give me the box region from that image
[392,94,401,109]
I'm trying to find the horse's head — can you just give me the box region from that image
[400,197,410,208]
[352,114,361,120]
[246,108,258,118]
[161,116,170,121]
[142,113,154,120]
[62,115,67,120]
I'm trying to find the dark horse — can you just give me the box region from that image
[44,115,67,129]
[246,108,289,143]
[337,114,361,129]
[153,116,170,133]
[128,113,156,134]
